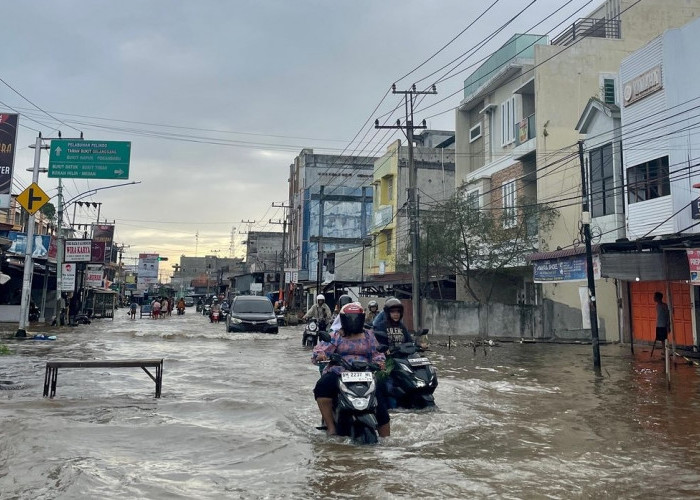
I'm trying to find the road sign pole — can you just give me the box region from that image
[16,136,42,337]
[54,179,64,326]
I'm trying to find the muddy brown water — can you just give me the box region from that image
[1,310,699,499]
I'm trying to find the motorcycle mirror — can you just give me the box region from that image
[318,331,332,343]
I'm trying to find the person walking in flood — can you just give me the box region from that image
[653,291,671,355]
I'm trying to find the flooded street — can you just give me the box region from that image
[2,310,700,499]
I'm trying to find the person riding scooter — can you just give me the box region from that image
[303,294,332,331]
[312,303,390,437]
[209,299,221,322]
[365,300,379,324]
[329,294,354,333]
[372,297,413,348]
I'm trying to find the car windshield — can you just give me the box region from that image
[234,300,273,314]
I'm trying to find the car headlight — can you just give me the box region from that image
[231,318,242,324]
[266,319,278,325]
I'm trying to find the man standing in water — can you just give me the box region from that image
[653,291,671,355]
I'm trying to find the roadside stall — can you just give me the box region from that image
[85,288,117,320]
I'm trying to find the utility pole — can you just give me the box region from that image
[316,186,325,296]
[578,140,601,370]
[270,212,289,304]
[375,83,436,333]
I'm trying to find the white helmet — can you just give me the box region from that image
[316,294,325,302]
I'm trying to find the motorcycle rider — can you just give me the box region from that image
[209,298,221,322]
[372,297,413,348]
[329,294,354,333]
[312,303,389,437]
[365,300,379,324]
[303,294,332,330]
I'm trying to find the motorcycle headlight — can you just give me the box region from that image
[266,319,278,325]
[347,395,370,410]
[414,379,426,388]
[231,317,242,324]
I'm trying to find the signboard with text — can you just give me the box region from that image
[533,254,601,283]
[85,264,104,288]
[137,253,159,290]
[61,263,76,291]
[0,113,18,208]
[65,239,92,262]
[7,232,54,259]
[92,224,115,263]
[48,140,131,179]
[687,249,700,283]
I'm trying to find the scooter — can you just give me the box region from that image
[317,350,381,445]
[302,318,324,347]
[383,331,437,410]
[210,310,220,323]
[202,304,211,316]
[176,306,185,315]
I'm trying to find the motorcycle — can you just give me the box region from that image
[210,310,220,323]
[28,308,40,322]
[176,306,185,315]
[317,349,382,445]
[202,304,211,316]
[382,331,437,410]
[302,318,326,347]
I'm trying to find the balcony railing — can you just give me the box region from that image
[551,18,621,46]
[372,205,393,230]
[515,114,536,146]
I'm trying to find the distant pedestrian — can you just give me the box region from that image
[152,299,161,319]
[161,298,169,319]
[129,301,138,320]
[652,291,671,356]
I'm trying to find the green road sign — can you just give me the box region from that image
[48,140,131,179]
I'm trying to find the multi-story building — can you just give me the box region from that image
[245,231,284,273]
[456,0,700,341]
[171,255,245,293]
[369,131,455,276]
[287,149,376,285]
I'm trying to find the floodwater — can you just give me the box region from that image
[1,309,700,499]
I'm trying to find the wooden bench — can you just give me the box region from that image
[43,359,163,398]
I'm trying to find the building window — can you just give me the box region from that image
[590,143,614,217]
[501,96,516,146]
[469,123,482,143]
[385,230,392,255]
[603,78,616,105]
[627,156,670,204]
[466,190,480,210]
[387,177,393,203]
[501,180,517,228]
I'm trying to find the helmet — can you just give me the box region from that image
[316,294,325,302]
[337,294,353,309]
[340,303,366,335]
[383,297,404,319]
[368,300,379,310]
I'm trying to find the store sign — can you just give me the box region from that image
[65,239,92,262]
[85,264,104,288]
[623,64,662,106]
[137,253,159,290]
[0,113,18,209]
[92,224,114,263]
[687,249,700,283]
[533,254,601,283]
[6,232,53,258]
[61,263,76,291]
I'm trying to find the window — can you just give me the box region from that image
[501,96,516,146]
[385,230,392,254]
[387,177,393,203]
[603,78,616,105]
[501,180,517,227]
[590,143,615,217]
[469,123,482,142]
[627,156,670,204]
[466,190,480,210]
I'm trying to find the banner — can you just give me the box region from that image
[61,263,76,291]
[92,224,115,263]
[687,249,700,283]
[65,239,92,262]
[137,253,159,290]
[91,240,106,263]
[85,264,104,288]
[533,254,601,283]
[0,114,18,209]
[6,231,53,259]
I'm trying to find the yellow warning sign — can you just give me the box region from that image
[16,182,50,215]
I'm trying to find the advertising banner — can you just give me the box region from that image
[687,249,700,283]
[61,263,76,291]
[65,239,92,262]
[6,232,53,259]
[92,224,115,263]
[137,253,159,290]
[85,264,104,288]
[91,240,106,263]
[533,254,601,283]
[0,113,18,209]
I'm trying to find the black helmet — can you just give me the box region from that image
[339,303,365,335]
[368,300,379,310]
[337,294,353,309]
[383,297,404,319]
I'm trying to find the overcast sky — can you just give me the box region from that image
[2,0,603,274]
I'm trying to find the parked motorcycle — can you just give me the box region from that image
[317,350,382,445]
[382,332,437,410]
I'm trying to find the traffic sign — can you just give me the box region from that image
[48,140,131,179]
[16,182,50,215]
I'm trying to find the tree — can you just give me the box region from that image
[40,202,56,222]
[418,192,558,303]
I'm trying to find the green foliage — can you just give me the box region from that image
[0,344,10,355]
[40,202,56,221]
[419,191,558,302]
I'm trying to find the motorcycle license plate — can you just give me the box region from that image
[408,357,430,366]
[341,371,373,383]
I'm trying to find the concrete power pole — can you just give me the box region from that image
[375,83,436,334]
[270,201,290,305]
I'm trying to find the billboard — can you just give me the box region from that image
[137,253,159,290]
[0,114,18,209]
[7,232,54,259]
[61,263,76,291]
[65,239,92,262]
[85,264,104,288]
[92,224,115,263]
